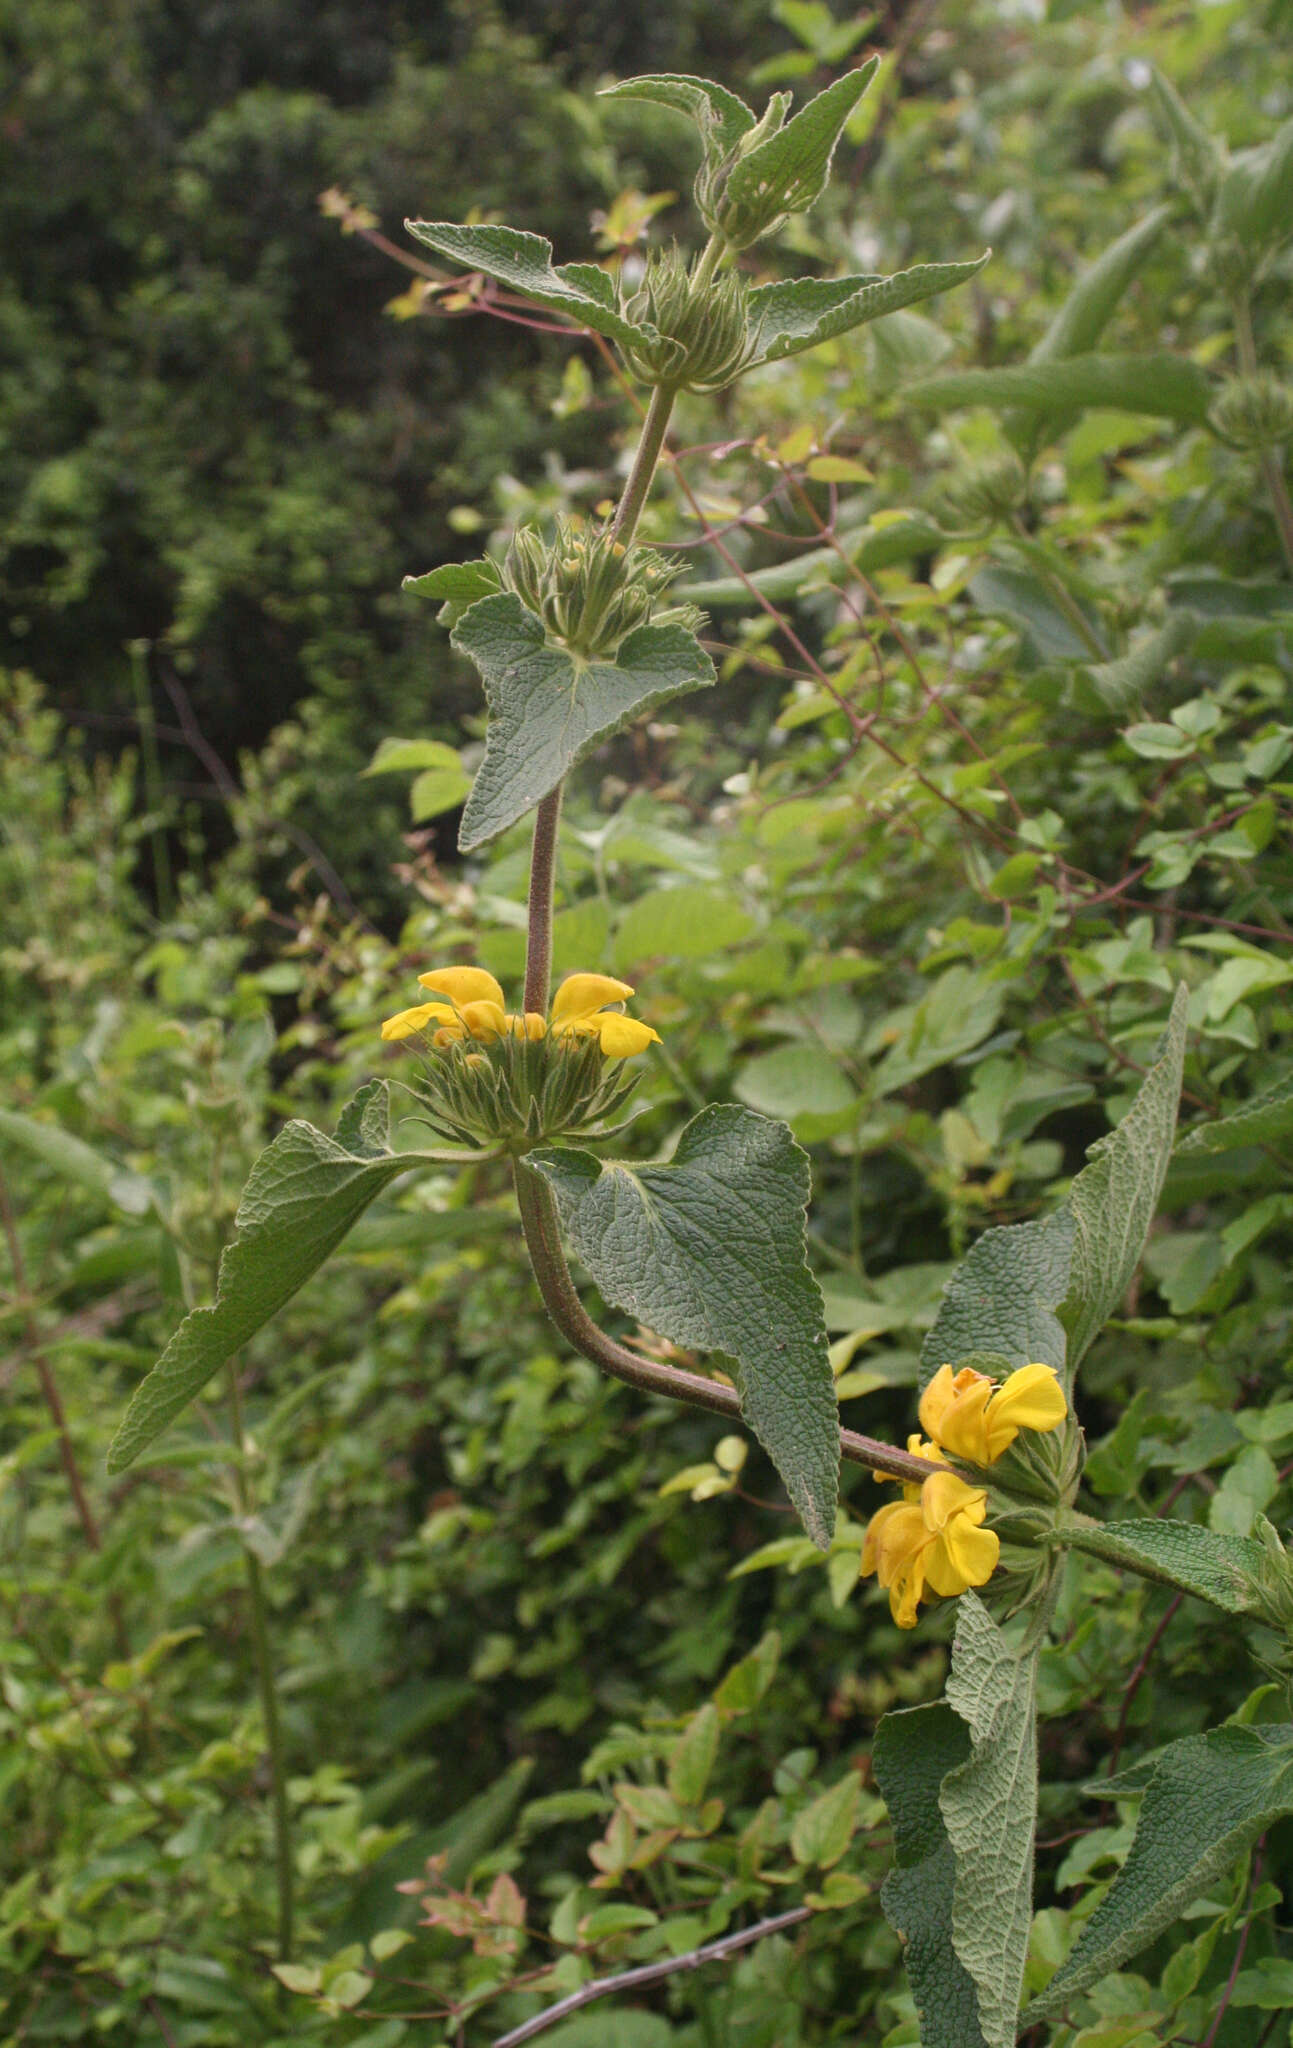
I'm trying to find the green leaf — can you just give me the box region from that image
[1177,1072,1293,1155]
[362,735,467,777]
[452,593,715,850]
[1026,1725,1293,2020]
[598,73,757,158]
[747,255,990,365]
[1030,208,1175,365]
[108,1084,456,1471]
[1052,1515,1261,1612]
[402,221,659,353]
[721,62,879,235]
[1059,983,1189,1379]
[790,1771,860,1869]
[614,883,756,968]
[411,761,472,821]
[528,1105,838,1546]
[969,565,1098,663]
[679,516,946,607]
[873,1702,989,2048]
[920,1211,1073,1388]
[0,1107,156,1217]
[1146,66,1224,221]
[668,1703,720,1805]
[940,1596,1038,2048]
[909,353,1214,426]
[714,1630,781,1715]
[400,559,500,606]
[1078,613,1199,716]
[734,1046,857,1123]
[1217,118,1293,253]
[1210,1445,1280,1538]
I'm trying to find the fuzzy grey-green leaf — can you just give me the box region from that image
[402,221,656,352]
[719,62,878,241]
[108,1085,451,1471]
[1177,1071,1293,1156]
[941,1595,1039,2048]
[528,1105,838,1546]
[873,1702,988,2048]
[1060,983,1188,1379]
[748,255,990,365]
[1053,1515,1261,1612]
[920,1209,1073,1391]
[598,73,756,158]
[1027,1724,1293,2019]
[452,592,715,851]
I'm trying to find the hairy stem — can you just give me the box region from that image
[227,1359,295,1961]
[523,787,563,1014]
[513,1163,938,1487]
[1234,291,1293,576]
[611,382,678,544]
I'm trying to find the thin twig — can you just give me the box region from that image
[490,1906,812,2048]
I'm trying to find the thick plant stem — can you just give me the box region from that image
[513,1163,939,1487]
[524,787,563,1014]
[611,383,678,544]
[227,1360,294,1961]
[1234,292,1293,576]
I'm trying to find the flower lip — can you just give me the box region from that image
[918,1361,1066,1465]
[416,966,506,1010]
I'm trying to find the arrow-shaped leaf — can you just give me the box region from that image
[598,73,757,158]
[452,592,714,851]
[528,1104,839,1546]
[1027,1724,1293,2020]
[720,61,879,236]
[402,221,660,355]
[748,254,990,365]
[108,1083,462,1471]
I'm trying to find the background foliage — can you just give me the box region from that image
[3,0,1293,2042]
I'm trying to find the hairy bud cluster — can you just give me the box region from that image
[1211,374,1293,452]
[502,520,699,660]
[408,1030,641,1151]
[622,246,758,393]
[939,453,1029,528]
[694,93,795,251]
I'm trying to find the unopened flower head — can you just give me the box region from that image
[501,519,691,661]
[380,967,660,1148]
[623,245,759,393]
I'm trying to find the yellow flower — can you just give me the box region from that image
[380,967,659,1062]
[548,973,661,1059]
[918,1362,1067,1466]
[862,1468,999,1629]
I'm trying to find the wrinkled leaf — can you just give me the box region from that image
[1078,613,1199,716]
[873,1702,988,2048]
[1027,1725,1293,2019]
[403,221,659,354]
[921,1211,1074,1389]
[109,1084,460,1471]
[528,1105,838,1546]
[721,62,879,232]
[1177,1072,1293,1156]
[1054,1515,1261,1612]
[452,593,715,850]
[941,1596,1038,2048]
[599,72,756,158]
[747,254,990,365]
[1060,983,1188,1380]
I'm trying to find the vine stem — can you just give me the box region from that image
[1233,291,1293,576]
[513,1162,940,1489]
[227,1358,295,1962]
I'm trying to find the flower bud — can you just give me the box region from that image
[694,93,793,251]
[939,453,1029,528]
[501,518,683,660]
[622,245,757,393]
[1210,374,1293,452]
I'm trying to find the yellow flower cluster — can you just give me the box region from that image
[381,967,661,1061]
[861,1362,1067,1628]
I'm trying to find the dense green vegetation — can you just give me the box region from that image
[3,0,1293,2042]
